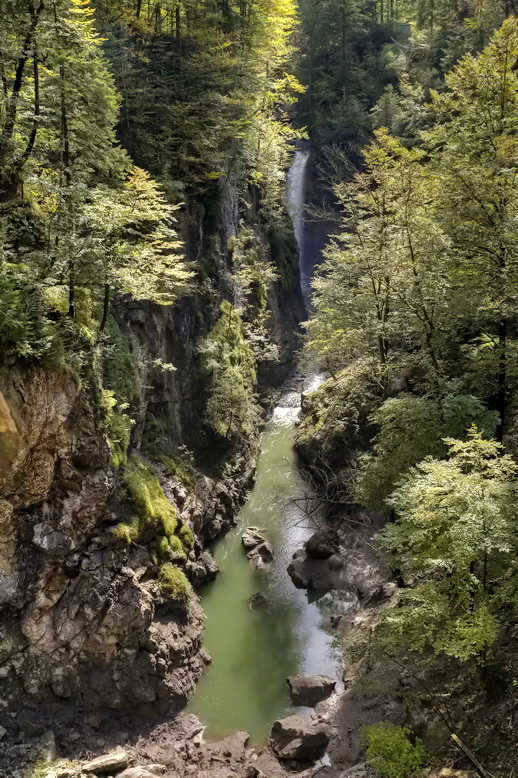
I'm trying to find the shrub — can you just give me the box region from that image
[158,563,192,601]
[0,270,61,363]
[362,722,426,778]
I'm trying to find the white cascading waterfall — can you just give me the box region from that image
[286,146,311,305]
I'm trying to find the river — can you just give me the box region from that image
[188,381,353,744]
[188,149,353,744]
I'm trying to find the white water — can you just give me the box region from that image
[287,147,311,304]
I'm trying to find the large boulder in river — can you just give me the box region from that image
[288,539,393,604]
[269,715,329,761]
[242,526,267,550]
[305,528,339,559]
[247,541,274,570]
[287,674,336,706]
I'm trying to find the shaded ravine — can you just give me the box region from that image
[188,382,353,744]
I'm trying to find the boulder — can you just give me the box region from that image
[288,545,391,603]
[287,675,336,706]
[269,715,329,761]
[242,527,267,550]
[247,541,274,570]
[305,529,339,559]
[249,592,268,609]
[117,769,159,778]
[82,750,129,774]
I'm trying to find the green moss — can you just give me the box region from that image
[142,412,168,457]
[119,453,193,561]
[112,515,140,543]
[179,522,195,549]
[159,454,197,489]
[123,453,179,536]
[32,760,78,778]
[158,563,192,601]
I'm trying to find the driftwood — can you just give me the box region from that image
[451,733,497,778]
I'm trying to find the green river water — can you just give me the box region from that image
[189,384,355,745]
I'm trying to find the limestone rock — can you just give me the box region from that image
[287,675,336,706]
[288,545,390,603]
[247,542,274,570]
[116,769,159,778]
[305,529,339,559]
[242,527,267,550]
[82,750,129,774]
[269,715,329,761]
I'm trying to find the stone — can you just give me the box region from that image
[82,751,129,774]
[305,529,339,559]
[287,675,336,706]
[288,546,390,602]
[249,592,268,610]
[247,542,274,570]
[0,725,6,740]
[86,711,103,730]
[342,764,376,778]
[242,527,268,550]
[269,715,329,761]
[37,731,56,763]
[116,769,159,778]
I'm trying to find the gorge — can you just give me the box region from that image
[1,1,518,777]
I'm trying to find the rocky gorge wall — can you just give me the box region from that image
[0,179,305,750]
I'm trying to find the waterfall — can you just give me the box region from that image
[286,147,311,305]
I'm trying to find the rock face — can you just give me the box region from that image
[269,715,330,761]
[287,675,336,706]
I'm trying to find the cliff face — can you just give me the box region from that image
[0,185,305,732]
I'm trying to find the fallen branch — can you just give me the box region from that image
[451,733,497,778]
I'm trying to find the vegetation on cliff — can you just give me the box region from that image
[300,7,518,773]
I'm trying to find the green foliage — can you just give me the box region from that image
[159,454,197,490]
[100,388,133,468]
[0,266,61,362]
[356,394,499,510]
[229,226,279,363]
[295,364,381,465]
[362,722,426,778]
[200,300,260,443]
[0,0,191,359]
[157,563,192,602]
[380,430,518,660]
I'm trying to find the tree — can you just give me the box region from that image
[380,429,518,660]
[424,17,518,437]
